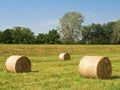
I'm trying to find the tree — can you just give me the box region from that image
[12,27,23,44]
[0,31,3,43]
[2,29,13,44]
[81,25,91,44]
[47,29,60,44]
[81,22,115,44]
[35,33,46,44]
[21,27,35,44]
[82,23,105,44]
[112,20,120,44]
[59,12,84,44]
[103,22,115,44]
[90,23,105,44]
[12,26,35,44]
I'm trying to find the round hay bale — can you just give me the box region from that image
[5,55,31,73]
[59,53,70,60]
[79,56,112,79]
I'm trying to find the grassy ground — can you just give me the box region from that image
[0,45,120,90]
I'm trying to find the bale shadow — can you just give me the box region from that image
[110,75,120,80]
[31,70,39,73]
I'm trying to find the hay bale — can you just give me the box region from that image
[5,55,31,73]
[79,56,112,79]
[59,53,70,60]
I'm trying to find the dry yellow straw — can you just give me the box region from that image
[79,56,112,79]
[5,55,31,73]
[59,53,70,60]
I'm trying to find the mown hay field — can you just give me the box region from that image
[0,44,120,90]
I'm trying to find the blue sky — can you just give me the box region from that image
[0,0,120,34]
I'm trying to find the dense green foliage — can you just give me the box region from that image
[0,45,120,90]
[35,29,60,44]
[0,27,60,44]
[81,22,116,44]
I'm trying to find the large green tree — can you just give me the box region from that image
[21,27,35,44]
[0,31,3,43]
[2,29,13,44]
[47,29,60,44]
[35,33,46,44]
[35,29,60,44]
[59,12,84,44]
[103,22,115,44]
[12,26,35,44]
[81,22,115,44]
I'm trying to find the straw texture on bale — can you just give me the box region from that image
[59,53,70,60]
[5,55,31,73]
[79,56,112,79]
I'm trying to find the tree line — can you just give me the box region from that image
[81,20,120,44]
[81,22,116,44]
[0,12,120,44]
[0,27,60,44]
